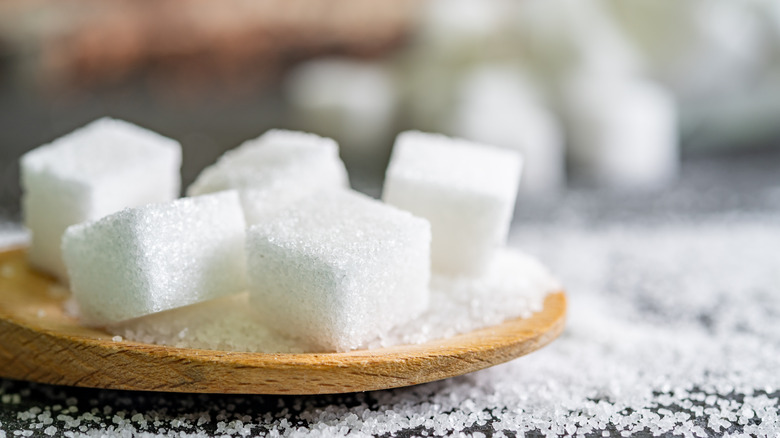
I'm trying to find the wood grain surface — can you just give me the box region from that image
[0,247,566,395]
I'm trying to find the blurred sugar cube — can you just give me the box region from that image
[285,59,398,170]
[383,131,522,276]
[450,66,565,195]
[187,129,349,223]
[246,190,431,352]
[20,117,181,280]
[563,72,679,189]
[609,0,765,100]
[62,191,246,326]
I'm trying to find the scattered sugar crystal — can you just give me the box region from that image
[110,293,317,353]
[111,248,556,353]
[383,131,522,276]
[371,249,559,349]
[186,129,349,224]
[111,336,122,342]
[20,117,181,280]
[62,191,246,325]
[246,190,432,352]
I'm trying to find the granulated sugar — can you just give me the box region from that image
[109,249,557,353]
[110,293,320,353]
[3,211,778,436]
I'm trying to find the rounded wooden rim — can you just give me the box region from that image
[0,247,566,394]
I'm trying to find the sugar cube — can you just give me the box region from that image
[20,117,181,280]
[246,190,431,352]
[62,191,247,325]
[564,73,678,189]
[285,59,397,168]
[383,131,522,276]
[186,129,349,223]
[449,66,565,195]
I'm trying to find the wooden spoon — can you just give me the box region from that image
[0,247,566,395]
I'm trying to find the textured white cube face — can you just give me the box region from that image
[20,117,182,280]
[382,131,522,276]
[284,59,398,161]
[186,130,349,223]
[246,190,431,352]
[449,67,565,195]
[62,192,247,326]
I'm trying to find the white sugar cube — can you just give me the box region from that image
[383,131,522,276]
[449,66,565,195]
[187,129,349,223]
[285,59,397,167]
[564,74,678,189]
[62,191,247,326]
[246,190,431,352]
[20,117,181,280]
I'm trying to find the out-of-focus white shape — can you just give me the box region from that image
[514,0,645,86]
[397,53,460,135]
[417,0,509,48]
[0,224,29,250]
[609,0,766,99]
[285,58,397,167]
[762,0,780,41]
[563,71,679,189]
[449,66,565,195]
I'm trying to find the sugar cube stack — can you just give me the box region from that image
[186,129,349,224]
[383,131,522,276]
[62,191,247,326]
[20,117,181,280]
[246,190,431,352]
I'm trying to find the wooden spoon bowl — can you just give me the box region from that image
[0,247,566,395]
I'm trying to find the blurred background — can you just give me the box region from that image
[1,0,780,221]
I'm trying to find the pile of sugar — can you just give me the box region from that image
[2,213,779,437]
[109,249,558,352]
